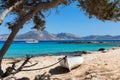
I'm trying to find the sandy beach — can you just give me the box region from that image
[1,47,120,80]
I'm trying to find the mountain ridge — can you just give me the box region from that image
[15,30,81,40]
[1,30,120,40]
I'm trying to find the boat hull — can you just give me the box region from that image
[59,56,84,71]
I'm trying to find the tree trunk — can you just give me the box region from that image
[0,27,21,76]
[0,0,65,76]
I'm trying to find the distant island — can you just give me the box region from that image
[1,30,120,41]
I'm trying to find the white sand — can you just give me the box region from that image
[2,47,120,80]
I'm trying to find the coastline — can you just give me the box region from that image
[3,45,118,59]
[2,40,120,58]
[1,46,120,79]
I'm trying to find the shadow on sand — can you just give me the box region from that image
[17,77,30,80]
[49,66,69,75]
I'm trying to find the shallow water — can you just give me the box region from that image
[0,40,119,58]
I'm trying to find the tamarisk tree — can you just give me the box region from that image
[0,0,120,77]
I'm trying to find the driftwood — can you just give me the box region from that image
[2,62,16,77]
[1,56,38,79]
[1,56,66,79]
[21,56,65,71]
[1,74,16,80]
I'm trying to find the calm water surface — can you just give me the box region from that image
[0,40,119,58]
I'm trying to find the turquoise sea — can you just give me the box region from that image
[0,40,120,58]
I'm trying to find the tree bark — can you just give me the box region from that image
[0,0,23,24]
[0,0,65,76]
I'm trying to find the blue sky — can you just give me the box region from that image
[0,2,120,37]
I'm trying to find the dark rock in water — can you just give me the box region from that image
[87,42,92,43]
[98,48,105,51]
[55,51,83,56]
[70,51,82,56]
[99,42,104,43]
[82,51,88,54]
[82,51,91,54]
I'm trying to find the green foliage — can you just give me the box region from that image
[78,0,120,21]
[32,15,45,30]
[0,0,75,30]
[1,0,120,31]
[0,0,47,30]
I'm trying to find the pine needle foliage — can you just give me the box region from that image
[78,0,120,21]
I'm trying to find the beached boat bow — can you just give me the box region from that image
[59,56,84,71]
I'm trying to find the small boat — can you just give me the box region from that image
[59,56,83,71]
[26,39,39,43]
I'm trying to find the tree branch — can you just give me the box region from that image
[0,0,66,69]
[0,0,23,24]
